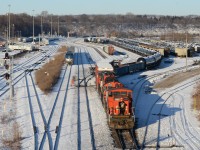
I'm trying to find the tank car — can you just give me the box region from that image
[153,52,162,65]
[137,56,156,69]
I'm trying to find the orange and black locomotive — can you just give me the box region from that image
[95,62,134,129]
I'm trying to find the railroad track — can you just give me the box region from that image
[141,76,200,149]
[82,46,140,149]
[112,129,137,149]
[0,45,57,83]
[0,50,41,81]
[92,47,107,59]
[25,72,39,150]
[29,72,53,150]
[74,41,107,59]
[171,93,200,149]
[53,65,72,150]
[133,64,197,106]
[0,46,58,98]
[39,65,68,150]
[80,48,96,149]
[75,48,96,149]
[76,48,81,150]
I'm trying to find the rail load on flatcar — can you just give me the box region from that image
[65,48,74,65]
[95,62,134,129]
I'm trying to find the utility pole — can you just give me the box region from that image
[51,15,52,37]
[41,15,43,36]
[7,4,11,53]
[58,16,59,36]
[186,32,188,72]
[12,24,14,40]
[32,10,35,44]
[8,5,11,45]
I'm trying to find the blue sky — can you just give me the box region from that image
[1,0,200,16]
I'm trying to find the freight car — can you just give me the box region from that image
[113,62,145,76]
[111,52,161,76]
[95,62,134,129]
[137,52,162,69]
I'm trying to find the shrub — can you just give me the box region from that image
[2,122,23,150]
[35,46,67,94]
[192,83,200,120]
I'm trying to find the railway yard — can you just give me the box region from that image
[1,37,200,150]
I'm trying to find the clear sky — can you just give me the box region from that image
[1,0,200,16]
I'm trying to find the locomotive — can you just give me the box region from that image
[65,47,74,65]
[95,62,134,129]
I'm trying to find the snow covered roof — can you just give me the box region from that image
[96,62,113,71]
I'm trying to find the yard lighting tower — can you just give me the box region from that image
[8,4,11,52]
[51,15,52,37]
[58,16,59,36]
[32,9,35,44]
[8,4,11,43]
[41,15,43,37]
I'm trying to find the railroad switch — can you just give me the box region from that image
[55,126,59,133]
[33,126,37,133]
[44,126,48,132]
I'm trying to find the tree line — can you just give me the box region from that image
[0,12,200,38]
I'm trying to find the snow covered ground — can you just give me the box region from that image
[117,49,200,149]
[0,37,200,149]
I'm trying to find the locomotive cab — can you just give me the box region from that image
[65,51,74,65]
[105,88,134,129]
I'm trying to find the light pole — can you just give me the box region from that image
[12,24,14,40]
[51,15,52,37]
[58,16,59,36]
[186,32,188,72]
[41,15,43,37]
[32,10,35,44]
[8,5,11,43]
[7,4,11,52]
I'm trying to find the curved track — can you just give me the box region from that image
[141,76,200,149]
